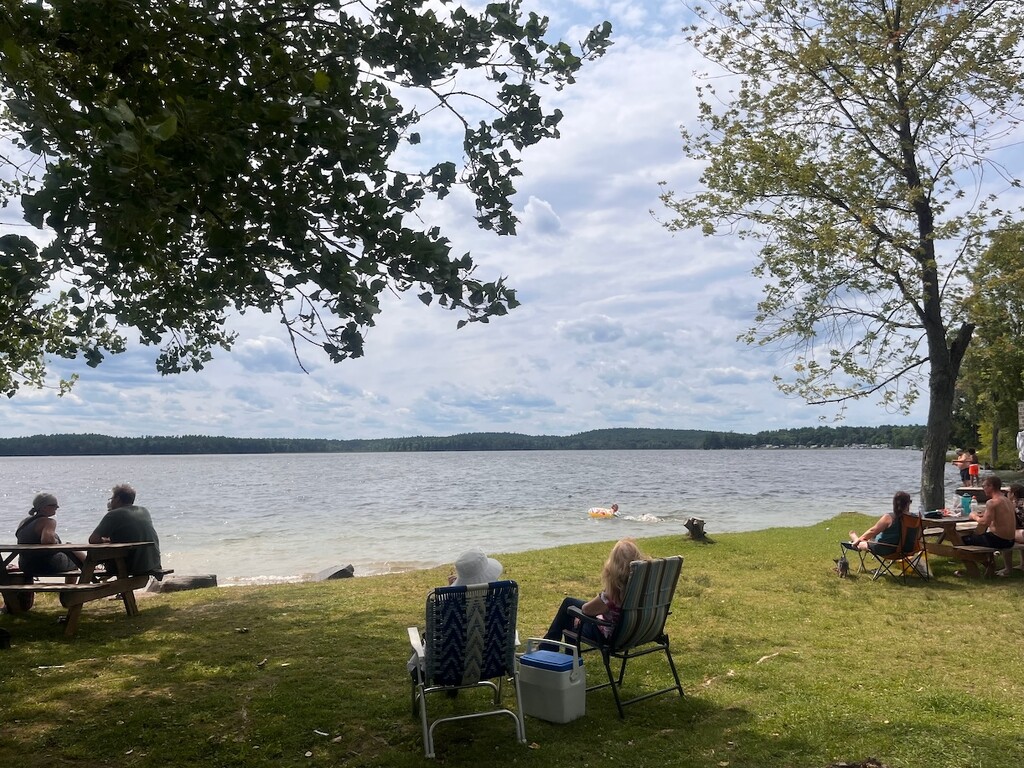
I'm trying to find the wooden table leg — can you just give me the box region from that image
[63,605,83,637]
[121,589,140,616]
[108,555,140,615]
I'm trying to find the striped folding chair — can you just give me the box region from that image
[407,580,526,758]
[564,556,685,718]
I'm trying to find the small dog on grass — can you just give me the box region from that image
[834,554,849,578]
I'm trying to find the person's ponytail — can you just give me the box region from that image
[892,490,912,519]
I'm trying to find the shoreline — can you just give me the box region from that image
[164,512,880,588]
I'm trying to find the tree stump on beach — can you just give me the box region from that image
[685,517,713,543]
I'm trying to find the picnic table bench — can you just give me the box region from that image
[1,542,171,636]
[920,515,1022,578]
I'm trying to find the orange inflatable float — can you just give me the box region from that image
[587,504,619,518]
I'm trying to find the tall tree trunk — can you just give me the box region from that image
[991,422,1000,468]
[921,376,954,510]
[921,323,974,510]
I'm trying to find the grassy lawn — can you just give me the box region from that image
[2,513,1022,767]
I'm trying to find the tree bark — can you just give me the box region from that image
[921,322,974,509]
[921,384,954,510]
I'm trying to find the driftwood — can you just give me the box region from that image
[685,517,713,543]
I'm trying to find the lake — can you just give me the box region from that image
[0,448,963,584]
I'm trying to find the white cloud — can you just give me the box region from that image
[233,336,311,374]
[556,315,626,344]
[521,197,563,235]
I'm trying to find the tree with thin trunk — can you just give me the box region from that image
[662,0,1024,509]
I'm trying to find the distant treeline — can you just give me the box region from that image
[703,424,927,449]
[0,425,927,456]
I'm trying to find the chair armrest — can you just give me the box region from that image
[567,605,614,628]
[407,626,425,659]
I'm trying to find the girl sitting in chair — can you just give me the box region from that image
[540,538,648,648]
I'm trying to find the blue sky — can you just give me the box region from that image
[0,1,933,439]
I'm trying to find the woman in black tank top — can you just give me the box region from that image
[15,493,83,576]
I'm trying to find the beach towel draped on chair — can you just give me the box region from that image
[563,555,684,718]
[407,580,526,758]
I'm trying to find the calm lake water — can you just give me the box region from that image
[0,448,963,585]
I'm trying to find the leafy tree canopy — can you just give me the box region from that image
[959,223,1024,464]
[662,0,1024,507]
[0,0,611,396]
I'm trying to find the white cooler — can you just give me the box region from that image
[517,639,586,723]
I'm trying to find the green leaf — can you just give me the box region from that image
[114,130,139,153]
[102,100,136,125]
[149,115,178,141]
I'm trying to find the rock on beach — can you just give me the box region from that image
[146,574,218,593]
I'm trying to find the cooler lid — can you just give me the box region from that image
[520,649,583,671]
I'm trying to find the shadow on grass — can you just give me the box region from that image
[4,528,1024,768]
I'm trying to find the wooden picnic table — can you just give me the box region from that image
[0,542,169,636]
[921,515,996,578]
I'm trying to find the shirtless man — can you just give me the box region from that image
[962,476,1016,550]
[951,448,972,485]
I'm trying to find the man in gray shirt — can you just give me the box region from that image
[89,483,162,575]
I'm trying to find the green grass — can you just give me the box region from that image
[2,514,1022,767]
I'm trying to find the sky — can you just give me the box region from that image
[0,0,938,440]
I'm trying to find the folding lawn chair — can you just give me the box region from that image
[407,580,526,758]
[841,514,929,583]
[562,555,685,718]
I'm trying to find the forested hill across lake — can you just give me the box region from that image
[0,426,927,456]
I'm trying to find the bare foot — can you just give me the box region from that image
[848,531,859,543]
[996,568,1010,577]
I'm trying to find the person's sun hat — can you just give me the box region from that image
[452,548,503,585]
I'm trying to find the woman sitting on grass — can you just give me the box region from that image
[540,537,648,649]
[847,490,914,554]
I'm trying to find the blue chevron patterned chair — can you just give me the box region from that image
[564,555,684,717]
[407,580,526,759]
